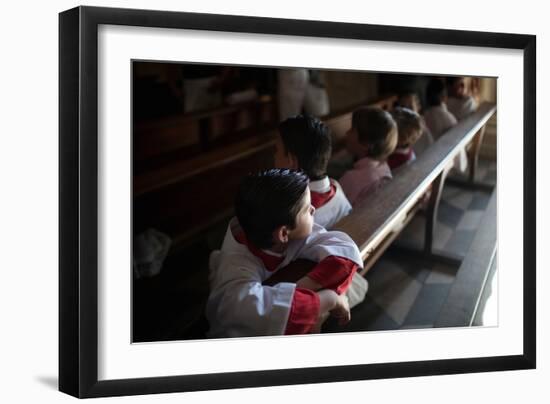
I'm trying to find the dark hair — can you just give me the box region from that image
[426,78,447,107]
[278,115,332,180]
[391,107,423,147]
[235,169,309,249]
[352,106,397,160]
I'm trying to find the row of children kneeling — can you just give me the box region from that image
[205,76,479,339]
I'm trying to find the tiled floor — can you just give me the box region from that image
[324,159,497,333]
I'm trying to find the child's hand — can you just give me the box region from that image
[330,294,351,325]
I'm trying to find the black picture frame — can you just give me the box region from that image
[59,5,536,398]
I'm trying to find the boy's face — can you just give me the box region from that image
[451,78,467,98]
[274,136,298,169]
[287,187,315,241]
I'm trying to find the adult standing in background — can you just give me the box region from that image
[278,68,330,121]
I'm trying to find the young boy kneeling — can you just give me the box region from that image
[339,106,398,207]
[275,114,352,229]
[206,169,363,338]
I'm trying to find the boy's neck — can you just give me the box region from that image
[269,242,288,254]
[309,174,328,182]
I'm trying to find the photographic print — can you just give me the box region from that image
[59,6,535,398]
[131,63,498,343]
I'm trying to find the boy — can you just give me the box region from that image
[206,169,363,338]
[423,78,457,139]
[274,115,368,308]
[423,78,467,172]
[446,76,478,121]
[339,107,398,206]
[274,115,352,229]
[396,92,434,156]
[387,107,424,171]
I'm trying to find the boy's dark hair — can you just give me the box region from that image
[391,107,423,148]
[235,169,309,249]
[426,78,447,107]
[278,115,332,180]
[352,106,397,160]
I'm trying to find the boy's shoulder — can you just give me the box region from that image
[425,104,457,124]
[217,218,267,269]
[312,178,352,228]
[210,220,268,285]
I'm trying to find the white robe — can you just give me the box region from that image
[423,104,467,173]
[277,69,330,121]
[206,220,363,338]
[277,69,309,121]
[311,177,352,229]
[447,96,478,121]
[310,177,368,308]
[423,103,458,140]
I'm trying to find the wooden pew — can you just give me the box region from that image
[134,96,277,170]
[134,131,277,197]
[133,132,277,249]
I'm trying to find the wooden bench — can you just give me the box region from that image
[134,96,277,168]
[133,132,277,249]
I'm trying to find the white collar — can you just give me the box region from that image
[393,147,411,155]
[309,176,331,193]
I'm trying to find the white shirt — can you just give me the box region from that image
[423,103,458,139]
[447,96,478,121]
[423,104,467,173]
[339,157,392,207]
[310,177,352,229]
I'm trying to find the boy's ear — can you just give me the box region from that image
[273,225,290,244]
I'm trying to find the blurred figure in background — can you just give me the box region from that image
[446,76,478,120]
[278,68,330,121]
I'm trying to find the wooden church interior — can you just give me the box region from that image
[132,62,497,342]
